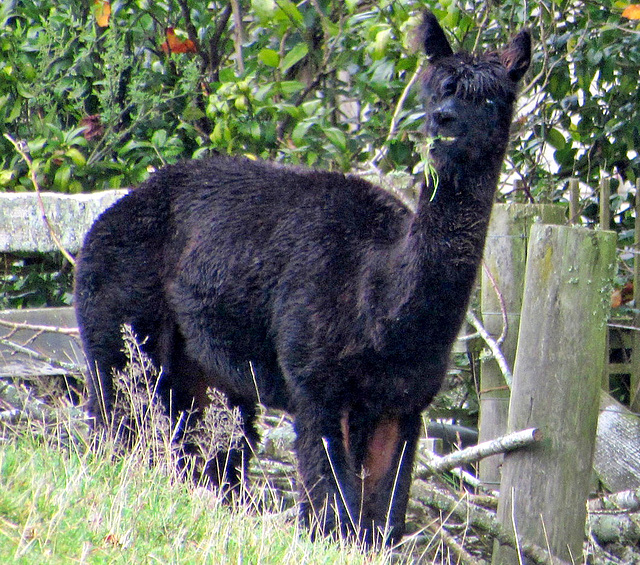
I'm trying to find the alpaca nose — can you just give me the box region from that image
[433,101,457,127]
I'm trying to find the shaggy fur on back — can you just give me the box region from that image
[75,11,531,544]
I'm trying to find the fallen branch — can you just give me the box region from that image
[589,487,640,513]
[587,487,640,546]
[0,318,79,336]
[417,427,541,479]
[424,519,489,565]
[0,338,84,375]
[412,482,569,565]
[419,447,488,492]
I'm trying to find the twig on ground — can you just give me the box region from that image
[425,521,489,565]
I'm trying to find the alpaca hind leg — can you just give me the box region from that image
[157,332,258,495]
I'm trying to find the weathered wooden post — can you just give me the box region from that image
[630,178,640,412]
[492,224,616,565]
[479,204,565,485]
[568,178,580,225]
[599,177,611,229]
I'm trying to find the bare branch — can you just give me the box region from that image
[417,427,541,479]
[466,310,513,387]
[0,318,79,336]
[481,261,508,346]
[230,0,245,73]
[370,60,425,168]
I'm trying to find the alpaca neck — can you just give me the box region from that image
[387,162,500,343]
[411,163,500,259]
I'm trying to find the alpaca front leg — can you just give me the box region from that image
[354,411,422,544]
[293,404,361,538]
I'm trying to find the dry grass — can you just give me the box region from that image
[0,328,405,564]
[0,326,527,564]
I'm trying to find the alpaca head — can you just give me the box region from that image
[420,11,531,174]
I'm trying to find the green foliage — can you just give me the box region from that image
[1,254,73,309]
[2,0,639,195]
[2,0,640,308]
[0,0,425,190]
[498,1,640,199]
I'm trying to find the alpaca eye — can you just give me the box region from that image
[442,82,456,97]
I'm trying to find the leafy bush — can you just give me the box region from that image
[0,253,73,308]
[2,0,640,197]
[0,0,426,192]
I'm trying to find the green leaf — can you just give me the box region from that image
[27,139,47,153]
[182,102,205,122]
[277,81,305,96]
[0,169,15,186]
[151,130,167,147]
[325,127,346,152]
[275,0,304,27]
[281,43,308,72]
[252,0,276,21]
[120,139,152,154]
[254,84,274,102]
[53,163,71,191]
[65,147,86,167]
[292,121,313,146]
[372,28,393,60]
[258,48,280,67]
[218,68,236,83]
[546,128,566,150]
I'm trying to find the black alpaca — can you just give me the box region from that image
[74,12,531,544]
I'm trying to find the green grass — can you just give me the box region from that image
[0,429,399,564]
[0,335,423,563]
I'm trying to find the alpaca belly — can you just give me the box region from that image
[353,355,448,415]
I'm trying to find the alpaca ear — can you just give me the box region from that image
[501,29,532,83]
[421,10,454,62]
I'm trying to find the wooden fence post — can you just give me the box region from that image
[630,178,640,412]
[568,178,580,225]
[492,224,616,565]
[599,177,611,230]
[479,204,566,485]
